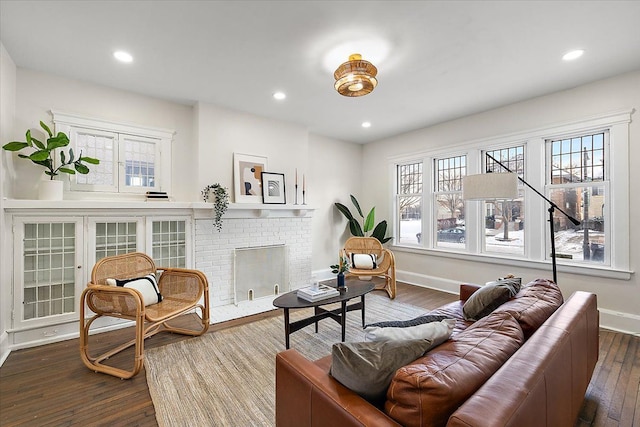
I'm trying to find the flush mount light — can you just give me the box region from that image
[113,50,133,63]
[362,121,371,128]
[334,53,378,97]
[273,92,286,100]
[562,49,584,61]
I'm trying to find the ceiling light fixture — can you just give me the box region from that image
[113,50,133,63]
[334,53,378,97]
[273,92,286,100]
[562,49,584,61]
[362,121,371,128]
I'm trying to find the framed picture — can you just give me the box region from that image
[261,172,286,204]
[234,153,268,203]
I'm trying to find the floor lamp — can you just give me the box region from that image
[463,153,581,284]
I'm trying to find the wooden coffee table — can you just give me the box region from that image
[272,281,375,349]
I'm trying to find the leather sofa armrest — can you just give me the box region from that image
[276,349,401,427]
[459,283,481,301]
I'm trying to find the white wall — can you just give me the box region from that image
[194,102,309,203]
[11,69,196,200]
[309,133,363,274]
[0,42,17,363]
[194,103,363,274]
[363,71,640,333]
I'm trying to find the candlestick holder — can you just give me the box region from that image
[302,190,306,205]
[294,184,299,205]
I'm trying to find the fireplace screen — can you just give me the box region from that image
[233,244,287,304]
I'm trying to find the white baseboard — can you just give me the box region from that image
[0,331,10,367]
[599,309,640,336]
[396,269,460,295]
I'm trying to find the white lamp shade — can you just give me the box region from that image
[463,173,518,200]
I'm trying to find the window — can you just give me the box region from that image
[483,146,525,256]
[548,131,607,264]
[396,162,423,245]
[434,155,466,249]
[391,110,630,277]
[52,111,173,196]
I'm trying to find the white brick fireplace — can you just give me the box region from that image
[194,204,313,323]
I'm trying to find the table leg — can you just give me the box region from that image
[284,308,291,349]
[341,301,347,342]
[314,306,319,333]
[361,294,366,327]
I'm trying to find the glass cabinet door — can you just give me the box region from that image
[13,218,84,329]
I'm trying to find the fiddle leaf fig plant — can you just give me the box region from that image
[2,121,99,179]
[335,194,392,244]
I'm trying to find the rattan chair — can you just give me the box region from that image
[80,252,210,379]
[342,237,396,299]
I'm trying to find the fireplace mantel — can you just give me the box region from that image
[3,199,314,219]
[192,202,314,219]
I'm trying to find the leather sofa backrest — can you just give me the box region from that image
[385,311,524,427]
[495,278,564,338]
[447,291,598,427]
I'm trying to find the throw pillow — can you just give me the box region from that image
[330,338,438,403]
[364,318,455,343]
[463,280,520,321]
[106,274,162,306]
[365,314,449,329]
[350,253,377,270]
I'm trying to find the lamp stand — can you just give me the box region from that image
[485,154,581,284]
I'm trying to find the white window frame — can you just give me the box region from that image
[389,109,631,279]
[52,110,174,197]
[544,128,611,265]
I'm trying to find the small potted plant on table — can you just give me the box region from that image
[330,251,350,290]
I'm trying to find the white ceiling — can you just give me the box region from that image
[1,1,640,144]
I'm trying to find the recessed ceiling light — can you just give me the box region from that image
[562,49,584,61]
[362,121,371,128]
[273,92,286,100]
[113,50,133,63]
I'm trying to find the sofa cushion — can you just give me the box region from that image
[494,278,563,338]
[462,279,520,321]
[330,338,440,404]
[385,311,524,427]
[364,318,455,342]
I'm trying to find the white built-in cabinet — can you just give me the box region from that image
[5,202,192,347]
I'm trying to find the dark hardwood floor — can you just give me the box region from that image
[1,282,638,426]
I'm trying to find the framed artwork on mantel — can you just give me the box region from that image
[261,172,286,204]
[234,153,268,203]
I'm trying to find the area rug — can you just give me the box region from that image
[145,294,427,427]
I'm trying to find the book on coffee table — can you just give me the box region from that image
[297,284,340,302]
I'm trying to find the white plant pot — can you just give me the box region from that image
[38,180,64,201]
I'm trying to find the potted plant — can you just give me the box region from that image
[330,251,350,289]
[335,195,392,244]
[2,121,99,200]
[201,183,229,231]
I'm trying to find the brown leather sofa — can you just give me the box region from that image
[275,279,599,427]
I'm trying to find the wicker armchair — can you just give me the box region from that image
[342,237,396,299]
[80,252,210,379]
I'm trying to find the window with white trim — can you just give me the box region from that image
[483,145,526,256]
[396,162,423,245]
[52,111,173,196]
[434,155,466,249]
[547,131,608,264]
[391,110,630,276]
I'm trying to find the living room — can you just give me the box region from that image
[1,1,639,426]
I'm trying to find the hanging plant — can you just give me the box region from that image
[202,184,229,232]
